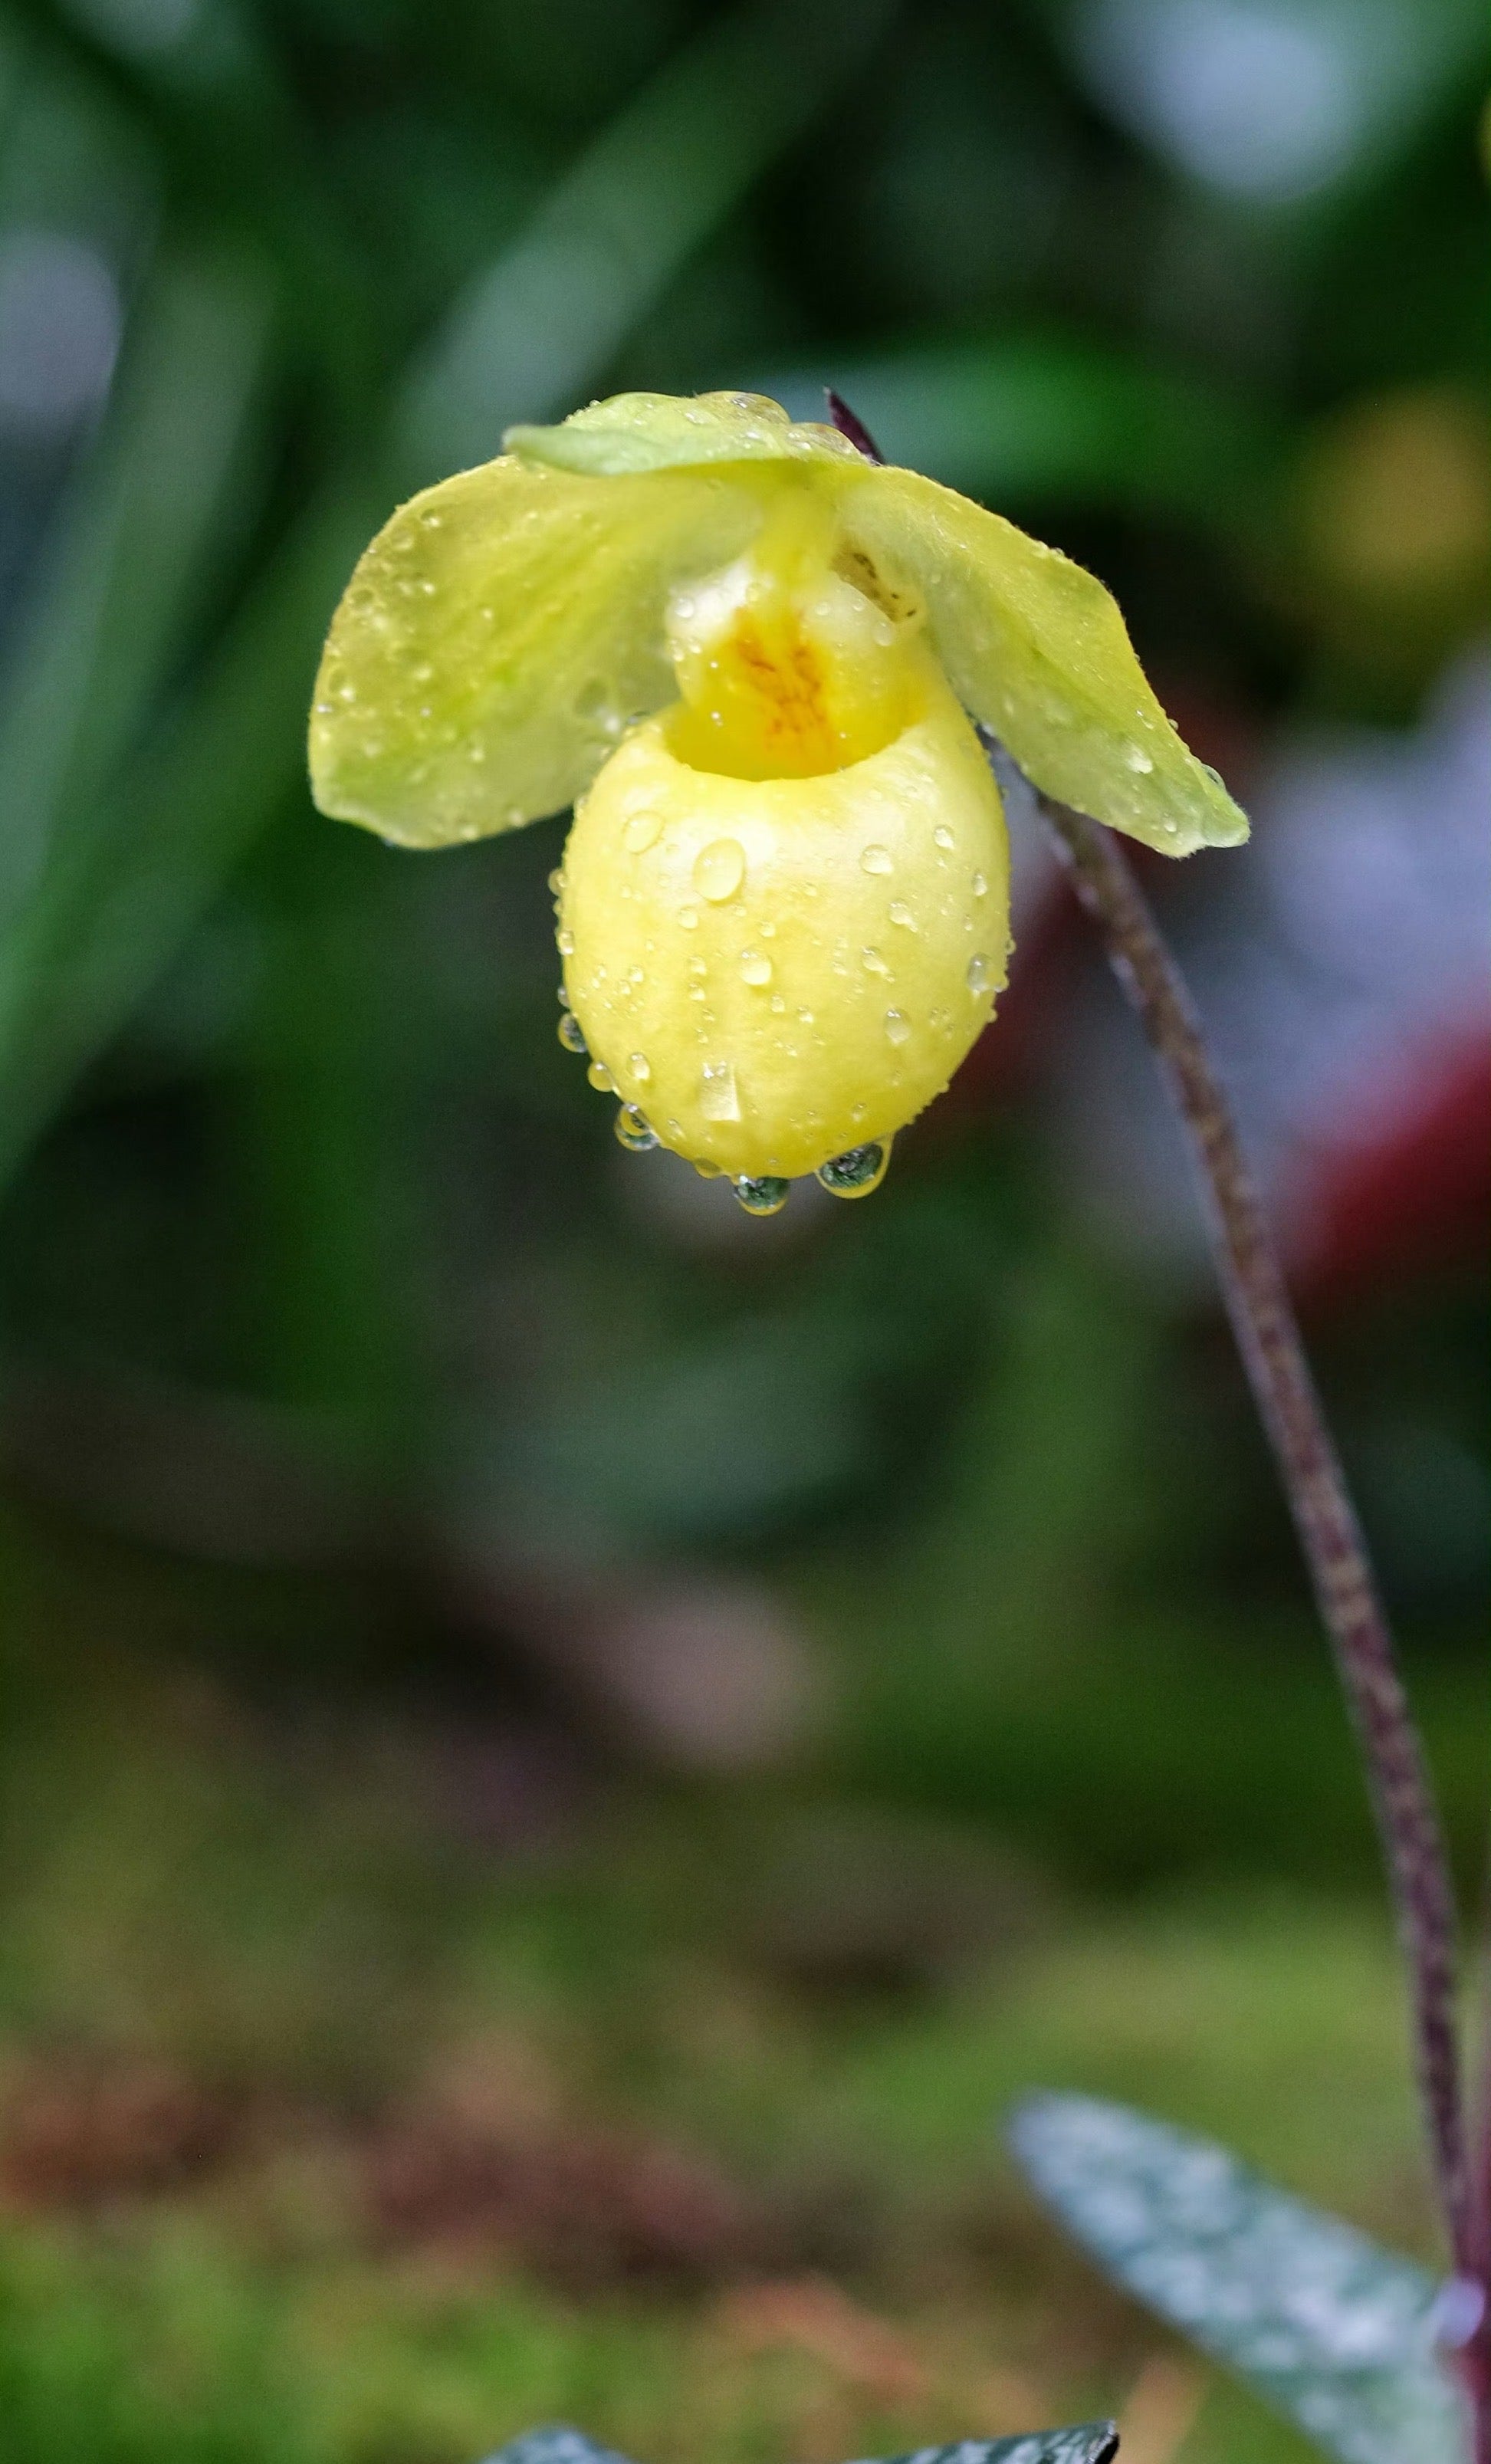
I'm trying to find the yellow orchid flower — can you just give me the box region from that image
[309,390,1246,1212]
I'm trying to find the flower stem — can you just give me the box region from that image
[1033,790,1474,2288]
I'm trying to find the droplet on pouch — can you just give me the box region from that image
[547,866,565,894]
[971,870,988,899]
[699,1060,741,1122]
[629,1052,652,1083]
[557,1012,587,1054]
[1124,746,1154,774]
[587,1060,614,1092]
[622,807,663,853]
[966,952,994,994]
[614,1103,658,1152]
[740,951,773,987]
[933,824,955,851]
[884,1008,911,1046]
[694,1159,724,1179]
[861,946,890,977]
[678,905,699,930]
[693,838,745,902]
[734,1175,790,1217]
[816,1142,889,1198]
[557,927,575,955]
[888,901,916,930]
[859,843,893,876]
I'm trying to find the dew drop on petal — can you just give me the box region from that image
[557,1013,586,1054]
[933,824,955,851]
[678,905,699,930]
[622,807,663,853]
[816,1142,889,1198]
[966,952,994,994]
[971,870,988,899]
[693,838,745,902]
[888,900,917,930]
[629,1052,652,1083]
[557,927,575,955]
[587,1060,613,1092]
[861,946,890,977]
[614,1103,658,1152]
[1125,746,1154,774]
[859,843,893,876]
[885,1008,911,1046]
[699,1060,741,1122]
[740,951,773,987]
[694,1158,724,1179]
[734,1175,790,1217]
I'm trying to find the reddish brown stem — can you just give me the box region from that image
[1036,796,1477,2288]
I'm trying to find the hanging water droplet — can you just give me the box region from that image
[888,900,917,930]
[614,1103,658,1152]
[734,1175,790,1216]
[971,870,988,899]
[859,843,893,876]
[693,838,745,902]
[933,824,955,851]
[966,952,994,995]
[557,985,571,1008]
[699,1060,741,1122]
[587,1060,613,1092]
[816,1142,889,1198]
[884,1009,911,1046]
[694,1158,724,1179]
[629,1052,652,1083]
[740,951,773,987]
[861,946,890,977]
[557,926,575,955]
[622,807,663,853]
[557,1012,586,1054]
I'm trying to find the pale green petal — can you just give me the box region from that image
[839,465,1250,854]
[309,455,766,846]
[505,389,861,479]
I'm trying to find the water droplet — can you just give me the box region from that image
[796,1007,814,1026]
[740,951,773,987]
[557,927,575,955]
[678,905,699,931]
[1125,746,1154,774]
[699,1060,741,1122]
[587,1060,613,1092]
[557,985,571,1008]
[614,1103,658,1152]
[734,1175,790,1216]
[933,824,955,851]
[967,952,994,994]
[888,900,917,930]
[859,843,893,876]
[628,965,645,985]
[693,838,745,902]
[816,1142,889,1198]
[971,870,988,899]
[861,946,890,977]
[884,1009,911,1046]
[629,1052,652,1083]
[557,1013,586,1054]
[548,868,566,895]
[693,1158,724,1179]
[622,807,663,853]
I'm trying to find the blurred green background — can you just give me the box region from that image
[0,1,1486,2457]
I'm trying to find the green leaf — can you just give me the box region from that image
[480,2429,1119,2464]
[837,467,1249,856]
[1009,2092,1468,2464]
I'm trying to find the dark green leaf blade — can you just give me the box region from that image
[1010,2093,1468,2464]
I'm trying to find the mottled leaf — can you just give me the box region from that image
[1010,2093,1468,2464]
[478,2430,1119,2464]
[837,468,1248,856]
